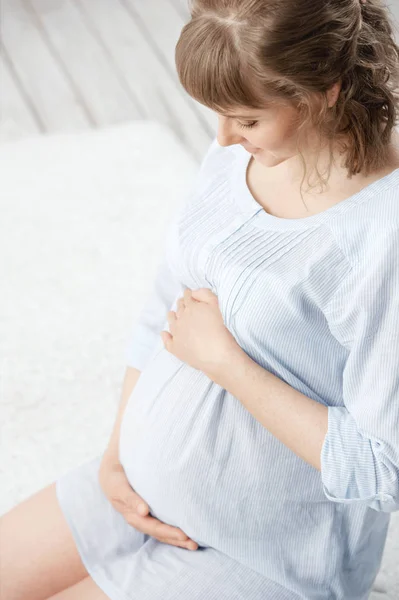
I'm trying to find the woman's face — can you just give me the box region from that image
[215,84,341,171]
[216,102,303,169]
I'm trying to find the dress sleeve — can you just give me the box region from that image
[321,228,399,513]
[125,136,219,372]
[125,245,183,371]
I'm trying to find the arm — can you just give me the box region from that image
[214,229,399,513]
[106,137,219,459]
[124,137,220,372]
[103,366,142,465]
[317,229,399,513]
[106,191,189,463]
[213,348,328,473]
[105,255,181,465]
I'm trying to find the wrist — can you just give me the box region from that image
[103,440,120,465]
[208,344,248,386]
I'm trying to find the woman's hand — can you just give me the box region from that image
[98,451,198,551]
[161,288,241,381]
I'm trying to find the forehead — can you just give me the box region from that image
[217,100,296,119]
[217,103,275,118]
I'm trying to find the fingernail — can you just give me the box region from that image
[186,541,198,550]
[137,503,147,515]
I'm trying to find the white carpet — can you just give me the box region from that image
[0,120,397,599]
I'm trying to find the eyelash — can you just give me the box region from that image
[238,121,258,129]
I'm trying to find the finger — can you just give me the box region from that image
[119,482,150,516]
[183,289,193,302]
[152,518,189,542]
[109,472,150,516]
[111,492,148,516]
[126,512,189,542]
[124,513,198,549]
[156,537,199,551]
[176,297,185,311]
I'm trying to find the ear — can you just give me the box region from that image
[327,80,342,108]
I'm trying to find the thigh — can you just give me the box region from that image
[0,481,88,600]
[46,576,108,600]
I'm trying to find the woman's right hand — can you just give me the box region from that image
[98,451,198,551]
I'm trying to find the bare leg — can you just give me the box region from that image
[46,576,109,600]
[0,482,88,600]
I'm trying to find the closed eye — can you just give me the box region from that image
[238,121,258,129]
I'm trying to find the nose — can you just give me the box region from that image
[216,116,243,147]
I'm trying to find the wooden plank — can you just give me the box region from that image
[0,52,42,143]
[122,0,217,141]
[391,2,399,39]
[77,0,213,162]
[29,0,143,126]
[2,0,90,132]
[169,0,191,22]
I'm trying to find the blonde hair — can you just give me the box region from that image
[175,0,399,197]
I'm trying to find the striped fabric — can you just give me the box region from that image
[56,138,399,600]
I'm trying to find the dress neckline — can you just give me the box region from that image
[230,144,399,231]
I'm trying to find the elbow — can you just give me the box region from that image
[322,482,398,512]
[320,410,399,512]
[321,452,399,513]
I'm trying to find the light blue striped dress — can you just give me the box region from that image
[55,138,399,600]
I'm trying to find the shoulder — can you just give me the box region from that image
[328,170,399,268]
[324,226,399,346]
[169,138,241,234]
[197,137,242,177]
[179,137,244,208]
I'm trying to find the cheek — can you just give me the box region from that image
[258,116,299,150]
[254,127,291,150]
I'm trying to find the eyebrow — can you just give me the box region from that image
[220,114,261,119]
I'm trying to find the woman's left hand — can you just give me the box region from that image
[160,288,241,378]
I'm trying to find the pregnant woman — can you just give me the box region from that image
[2,0,399,598]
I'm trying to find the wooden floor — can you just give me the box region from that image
[1,0,399,164]
[0,0,217,164]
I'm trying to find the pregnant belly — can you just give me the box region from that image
[118,346,340,582]
[119,346,226,528]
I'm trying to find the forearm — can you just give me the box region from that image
[211,348,328,472]
[105,366,142,463]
